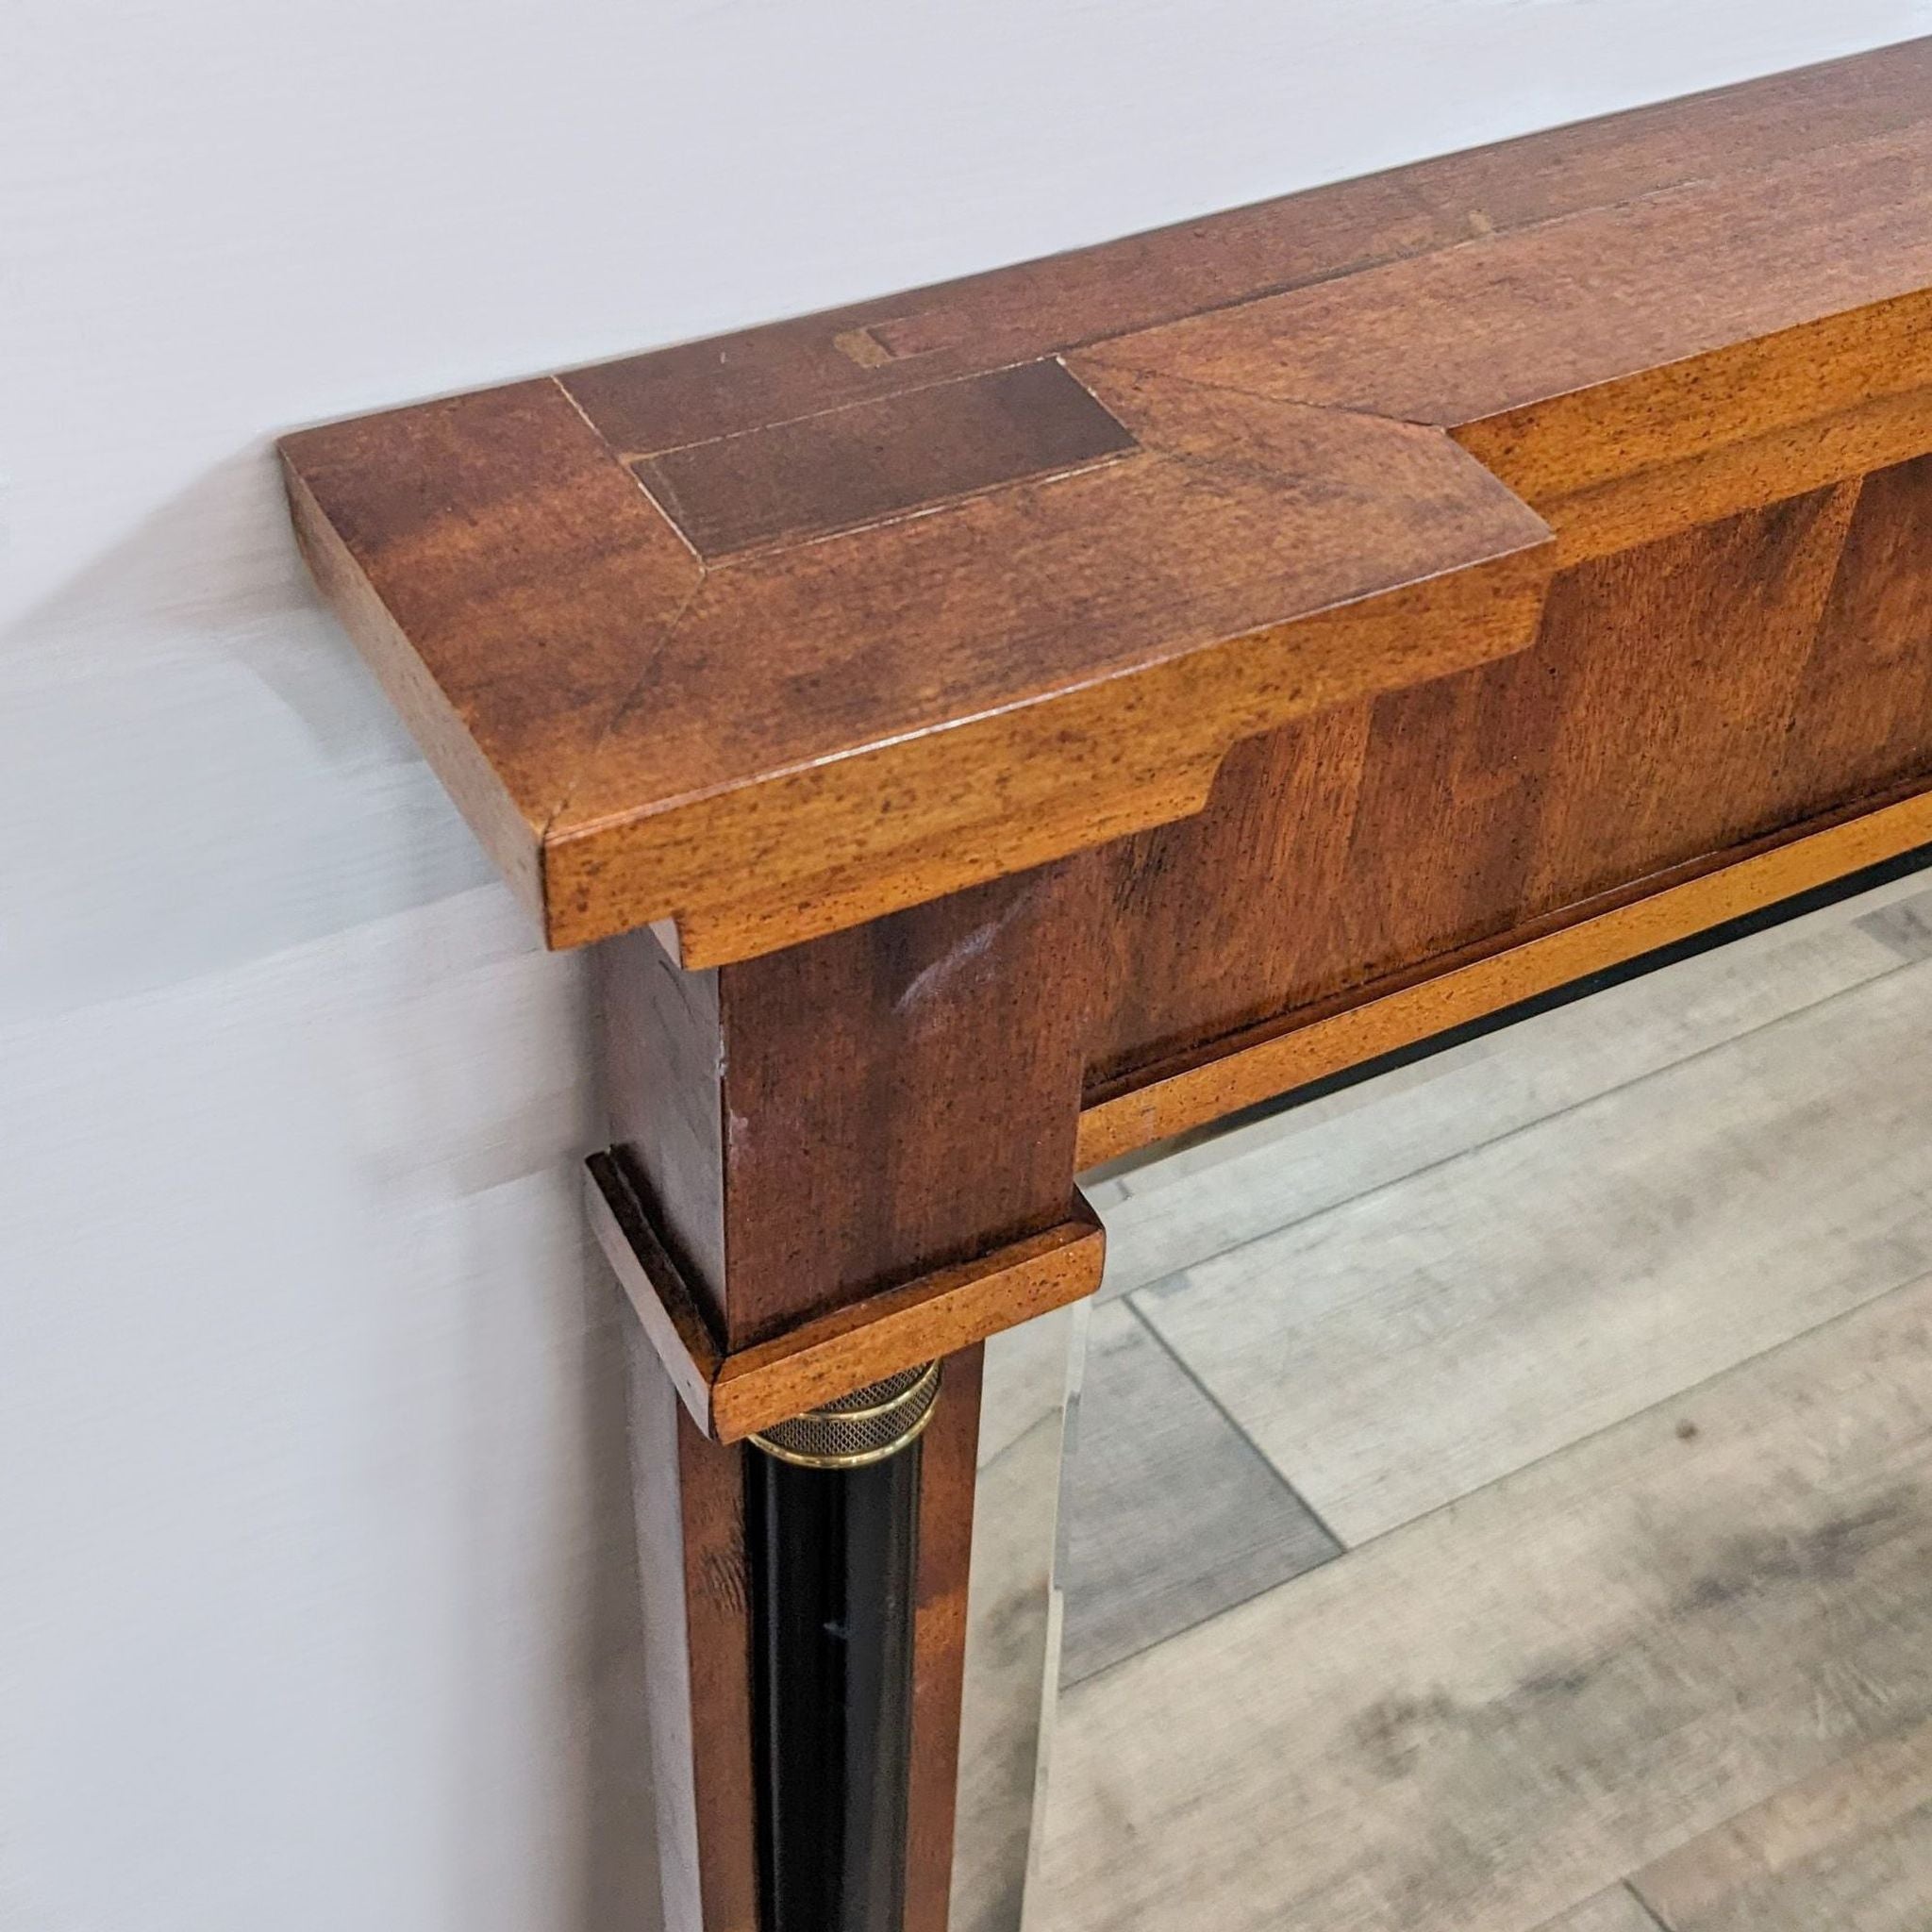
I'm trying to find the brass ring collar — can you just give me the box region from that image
[748,1362,941,1469]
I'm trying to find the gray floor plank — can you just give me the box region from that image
[1058,1302,1338,1685]
[1858,883,1932,963]
[978,1302,1082,1469]
[1094,904,1905,1302]
[1038,1279,1932,1932]
[1534,1890,1662,1932]
[1136,957,1932,1545]
[1632,1724,1932,1932]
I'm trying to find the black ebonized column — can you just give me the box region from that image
[749,1364,941,1932]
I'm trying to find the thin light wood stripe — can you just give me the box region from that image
[1076,785,1932,1168]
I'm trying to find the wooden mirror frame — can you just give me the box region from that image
[282,40,1932,1931]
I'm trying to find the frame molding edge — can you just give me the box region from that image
[589,1149,1105,1442]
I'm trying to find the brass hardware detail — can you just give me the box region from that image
[748,1363,941,1469]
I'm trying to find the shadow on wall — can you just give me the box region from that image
[0,448,497,1020]
[0,436,659,1932]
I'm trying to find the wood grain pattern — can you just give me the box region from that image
[597,927,729,1334]
[600,868,1094,1349]
[711,864,1095,1346]
[1521,484,1863,905]
[1083,136,1932,492]
[537,379,1549,962]
[634,359,1135,558]
[624,1312,758,1932]
[1082,452,1932,1129]
[1079,770,1932,1166]
[283,43,1932,965]
[556,40,1932,455]
[1780,453,1932,811]
[589,1147,1103,1441]
[599,872,1098,1932]
[299,62,1932,1928]
[591,1150,720,1426]
[712,1212,1098,1441]
[283,385,702,929]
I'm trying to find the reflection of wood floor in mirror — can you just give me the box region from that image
[1041,880,1932,1932]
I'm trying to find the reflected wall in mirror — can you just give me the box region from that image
[950,1301,1089,1932]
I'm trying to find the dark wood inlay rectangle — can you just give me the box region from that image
[633,358,1136,558]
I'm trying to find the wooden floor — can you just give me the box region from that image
[1038,874,1932,1932]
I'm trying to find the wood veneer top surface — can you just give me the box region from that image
[281,40,1932,959]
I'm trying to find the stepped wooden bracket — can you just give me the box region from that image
[587,1149,1105,1444]
[282,38,1932,1932]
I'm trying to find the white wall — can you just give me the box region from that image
[4,5,1927,1928]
